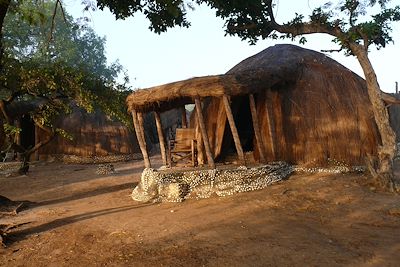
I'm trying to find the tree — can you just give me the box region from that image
[0,0,131,173]
[96,0,400,190]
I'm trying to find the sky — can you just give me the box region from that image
[64,0,400,93]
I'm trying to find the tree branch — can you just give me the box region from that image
[48,0,67,42]
[321,47,343,53]
[276,21,344,39]
[0,100,10,123]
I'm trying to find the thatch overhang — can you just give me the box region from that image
[126,67,298,113]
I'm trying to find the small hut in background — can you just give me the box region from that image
[35,106,141,160]
[126,44,397,169]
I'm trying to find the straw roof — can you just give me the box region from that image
[126,71,291,112]
[126,44,399,113]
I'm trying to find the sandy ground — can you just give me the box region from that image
[0,156,400,266]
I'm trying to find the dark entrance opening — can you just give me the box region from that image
[218,96,254,161]
[233,96,254,152]
[20,115,35,150]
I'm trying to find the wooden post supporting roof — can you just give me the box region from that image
[265,95,276,159]
[222,95,245,165]
[34,125,39,161]
[154,111,167,166]
[180,106,187,128]
[249,94,266,163]
[131,110,151,168]
[194,97,215,169]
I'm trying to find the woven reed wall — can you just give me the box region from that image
[38,107,140,157]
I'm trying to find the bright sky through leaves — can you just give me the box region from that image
[64,0,400,92]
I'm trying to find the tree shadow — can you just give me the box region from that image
[31,182,138,207]
[6,203,152,246]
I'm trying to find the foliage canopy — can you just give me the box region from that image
[0,0,131,168]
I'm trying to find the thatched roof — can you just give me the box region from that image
[126,44,399,113]
[126,71,291,113]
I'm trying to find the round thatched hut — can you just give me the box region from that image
[126,44,397,168]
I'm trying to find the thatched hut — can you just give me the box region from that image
[34,106,141,160]
[126,44,396,168]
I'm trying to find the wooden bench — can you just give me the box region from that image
[168,128,197,167]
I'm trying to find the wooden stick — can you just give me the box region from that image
[154,111,167,166]
[180,106,187,128]
[34,124,39,161]
[195,119,204,165]
[137,112,151,168]
[132,110,151,168]
[249,94,266,163]
[194,97,215,169]
[15,120,21,161]
[222,95,245,165]
[265,94,276,159]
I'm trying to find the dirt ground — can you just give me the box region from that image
[0,156,400,267]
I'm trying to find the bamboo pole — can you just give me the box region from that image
[132,110,151,168]
[249,94,266,163]
[180,106,187,128]
[194,97,215,169]
[222,95,245,165]
[265,95,276,159]
[154,111,167,166]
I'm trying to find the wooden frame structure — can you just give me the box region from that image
[128,78,267,169]
[167,128,197,167]
[126,44,400,168]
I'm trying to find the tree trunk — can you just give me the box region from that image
[0,0,13,150]
[0,117,4,150]
[13,123,56,174]
[351,44,397,191]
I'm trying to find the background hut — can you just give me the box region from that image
[126,44,397,167]
[35,105,141,160]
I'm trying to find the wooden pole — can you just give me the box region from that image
[34,124,39,161]
[180,106,187,128]
[137,112,151,168]
[195,119,204,165]
[15,120,21,161]
[249,94,266,163]
[194,97,215,169]
[154,111,167,166]
[222,95,245,165]
[131,110,151,168]
[265,95,276,159]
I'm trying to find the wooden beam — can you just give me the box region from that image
[15,120,21,161]
[131,110,151,168]
[34,124,39,161]
[154,111,167,166]
[137,112,151,168]
[222,95,245,165]
[195,119,204,165]
[180,106,188,128]
[249,94,266,163]
[265,94,276,159]
[194,97,215,169]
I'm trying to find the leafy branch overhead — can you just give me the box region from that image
[97,0,399,51]
[0,0,132,171]
[1,0,131,125]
